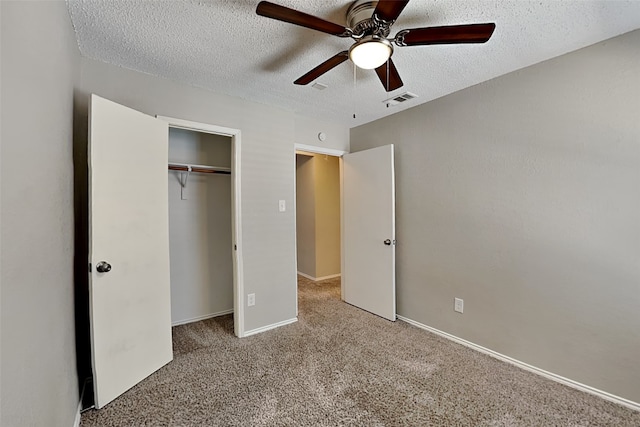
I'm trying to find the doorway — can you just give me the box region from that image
[294,143,397,322]
[158,116,245,337]
[295,151,342,282]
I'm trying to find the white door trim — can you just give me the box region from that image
[295,143,348,157]
[157,116,245,337]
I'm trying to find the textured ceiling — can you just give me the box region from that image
[67,1,640,128]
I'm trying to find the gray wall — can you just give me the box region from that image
[168,128,233,325]
[76,56,349,332]
[351,30,640,403]
[1,1,80,426]
[296,154,316,277]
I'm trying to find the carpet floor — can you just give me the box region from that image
[81,276,640,426]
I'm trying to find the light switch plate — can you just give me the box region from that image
[279,200,286,212]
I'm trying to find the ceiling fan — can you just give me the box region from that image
[256,0,496,92]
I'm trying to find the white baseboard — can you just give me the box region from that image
[297,271,316,281]
[397,315,640,412]
[297,271,341,281]
[73,399,82,427]
[243,317,298,337]
[172,309,233,326]
[316,273,341,281]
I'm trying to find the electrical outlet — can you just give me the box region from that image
[247,293,255,307]
[454,298,464,313]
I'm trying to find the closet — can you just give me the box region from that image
[168,128,233,326]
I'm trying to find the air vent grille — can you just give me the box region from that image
[383,91,418,106]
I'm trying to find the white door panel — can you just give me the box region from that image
[343,144,396,321]
[89,94,172,408]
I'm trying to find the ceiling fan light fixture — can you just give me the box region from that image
[349,36,393,69]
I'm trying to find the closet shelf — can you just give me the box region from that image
[168,162,231,175]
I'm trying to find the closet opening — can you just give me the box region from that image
[295,147,343,305]
[159,116,244,337]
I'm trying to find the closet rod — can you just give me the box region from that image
[168,162,231,175]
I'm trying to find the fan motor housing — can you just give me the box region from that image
[347,0,390,37]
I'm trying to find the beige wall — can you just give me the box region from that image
[295,153,341,279]
[314,155,341,278]
[168,128,233,325]
[1,1,80,425]
[351,29,640,403]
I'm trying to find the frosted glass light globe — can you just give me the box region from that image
[349,36,393,70]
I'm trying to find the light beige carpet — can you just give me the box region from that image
[81,276,640,426]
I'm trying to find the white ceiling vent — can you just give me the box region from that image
[383,92,418,106]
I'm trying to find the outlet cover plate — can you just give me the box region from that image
[248,293,255,307]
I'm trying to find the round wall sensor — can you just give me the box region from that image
[318,132,327,142]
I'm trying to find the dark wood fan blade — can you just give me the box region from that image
[294,51,349,85]
[399,23,496,46]
[375,58,403,92]
[256,1,350,37]
[374,0,410,22]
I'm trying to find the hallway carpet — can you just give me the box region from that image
[81,276,640,426]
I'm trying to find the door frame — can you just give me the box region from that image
[293,143,348,307]
[158,116,245,337]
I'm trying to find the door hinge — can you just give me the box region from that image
[234,244,237,250]
[89,263,92,273]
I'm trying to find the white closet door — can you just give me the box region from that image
[342,144,396,321]
[89,94,172,408]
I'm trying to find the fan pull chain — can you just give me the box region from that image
[387,59,390,93]
[353,62,357,119]
[386,59,390,107]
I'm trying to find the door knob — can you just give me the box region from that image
[384,239,392,246]
[96,261,112,273]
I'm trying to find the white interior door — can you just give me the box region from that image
[342,144,396,321]
[89,94,172,408]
